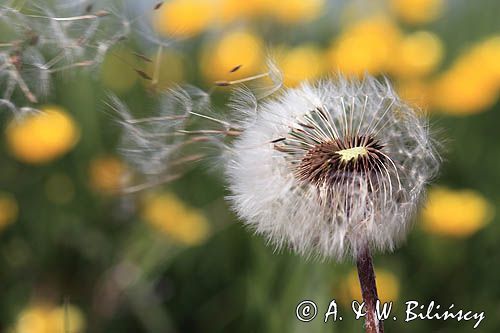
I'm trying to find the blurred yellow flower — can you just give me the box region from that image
[391,31,444,78]
[268,0,324,24]
[153,0,214,38]
[14,303,86,333]
[456,36,500,88]
[328,16,401,77]
[89,156,128,195]
[217,0,269,23]
[279,44,325,87]
[201,30,264,83]
[474,36,500,82]
[389,0,444,25]
[432,68,498,115]
[431,36,500,115]
[100,48,138,94]
[144,49,185,90]
[0,192,18,231]
[142,193,210,246]
[422,187,494,237]
[339,269,400,305]
[6,107,80,164]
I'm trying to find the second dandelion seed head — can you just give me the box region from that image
[226,76,440,260]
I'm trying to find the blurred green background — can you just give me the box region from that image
[1,0,499,332]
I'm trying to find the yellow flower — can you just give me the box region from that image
[217,0,269,23]
[431,37,500,115]
[268,0,324,24]
[6,107,79,164]
[338,269,400,305]
[279,44,325,87]
[100,48,138,94]
[432,68,498,115]
[474,36,500,83]
[0,193,18,231]
[200,30,264,83]
[153,0,214,38]
[89,156,128,195]
[142,193,210,246]
[457,36,500,88]
[391,31,444,78]
[422,187,494,237]
[390,0,444,25]
[14,303,86,333]
[328,16,401,77]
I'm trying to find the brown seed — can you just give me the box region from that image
[135,69,153,80]
[133,53,153,63]
[229,64,242,73]
[95,10,110,17]
[270,137,286,143]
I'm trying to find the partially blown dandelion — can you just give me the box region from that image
[111,57,439,332]
[225,75,440,332]
[227,77,439,259]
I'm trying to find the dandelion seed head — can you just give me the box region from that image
[226,76,440,260]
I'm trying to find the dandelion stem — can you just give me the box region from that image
[356,246,383,333]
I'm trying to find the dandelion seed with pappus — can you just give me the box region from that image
[0,1,125,110]
[108,85,213,193]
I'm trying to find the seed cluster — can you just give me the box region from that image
[227,78,439,259]
[295,135,386,188]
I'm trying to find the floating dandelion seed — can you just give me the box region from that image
[110,59,282,193]
[0,1,120,109]
[108,85,215,193]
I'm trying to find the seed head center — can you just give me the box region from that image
[291,135,386,187]
[337,146,368,163]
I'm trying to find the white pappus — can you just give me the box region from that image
[225,76,440,260]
